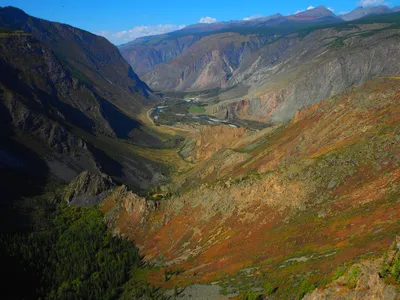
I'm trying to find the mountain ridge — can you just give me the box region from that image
[0,7,170,207]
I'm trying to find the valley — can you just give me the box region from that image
[0,3,400,300]
[149,98,241,129]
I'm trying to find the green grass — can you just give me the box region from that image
[188,105,206,114]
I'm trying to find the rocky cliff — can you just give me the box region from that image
[213,21,400,123]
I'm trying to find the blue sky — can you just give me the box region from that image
[1,0,398,44]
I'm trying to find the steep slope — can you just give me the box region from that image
[211,19,400,123]
[0,8,171,214]
[143,33,271,91]
[0,6,153,118]
[102,76,400,297]
[341,6,391,21]
[119,34,203,77]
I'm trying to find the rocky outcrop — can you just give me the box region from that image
[64,171,114,206]
[102,186,157,238]
[305,262,399,300]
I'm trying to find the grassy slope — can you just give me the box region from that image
[104,76,400,298]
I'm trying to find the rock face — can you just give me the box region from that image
[119,35,203,77]
[140,33,271,91]
[212,23,400,123]
[64,171,114,206]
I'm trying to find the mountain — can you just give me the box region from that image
[178,13,285,34]
[341,5,391,21]
[0,7,169,217]
[291,5,336,19]
[130,14,400,126]
[119,6,341,77]
[392,6,400,12]
[120,9,400,127]
[103,75,400,298]
[210,15,400,123]
[0,6,153,116]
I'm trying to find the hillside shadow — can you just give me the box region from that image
[0,103,50,233]
[97,95,141,139]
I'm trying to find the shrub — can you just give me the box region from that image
[297,279,316,300]
[346,265,361,289]
[332,267,345,281]
[242,290,262,300]
[263,281,275,295]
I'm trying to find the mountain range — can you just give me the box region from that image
[120,5,400,75]
[120,6,400,125]
[0,4,399,300]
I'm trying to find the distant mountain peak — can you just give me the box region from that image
[341,5,391,21]
[292,5,336,19]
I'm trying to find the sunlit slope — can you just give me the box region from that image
[103,76,399,296]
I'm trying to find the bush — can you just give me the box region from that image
[346,266,361,289]
[242,290,262,300]
[297,279,316,300]
[332,267,345,281]
[263,281,275,295]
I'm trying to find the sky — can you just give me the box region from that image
[1,0,398,44]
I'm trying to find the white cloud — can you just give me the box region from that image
[243,14,263,21]
[358,0,389,6]
[328,7,335,12]
[97,24,186,44]
[294,6,315,14]
[199,16,217,24]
